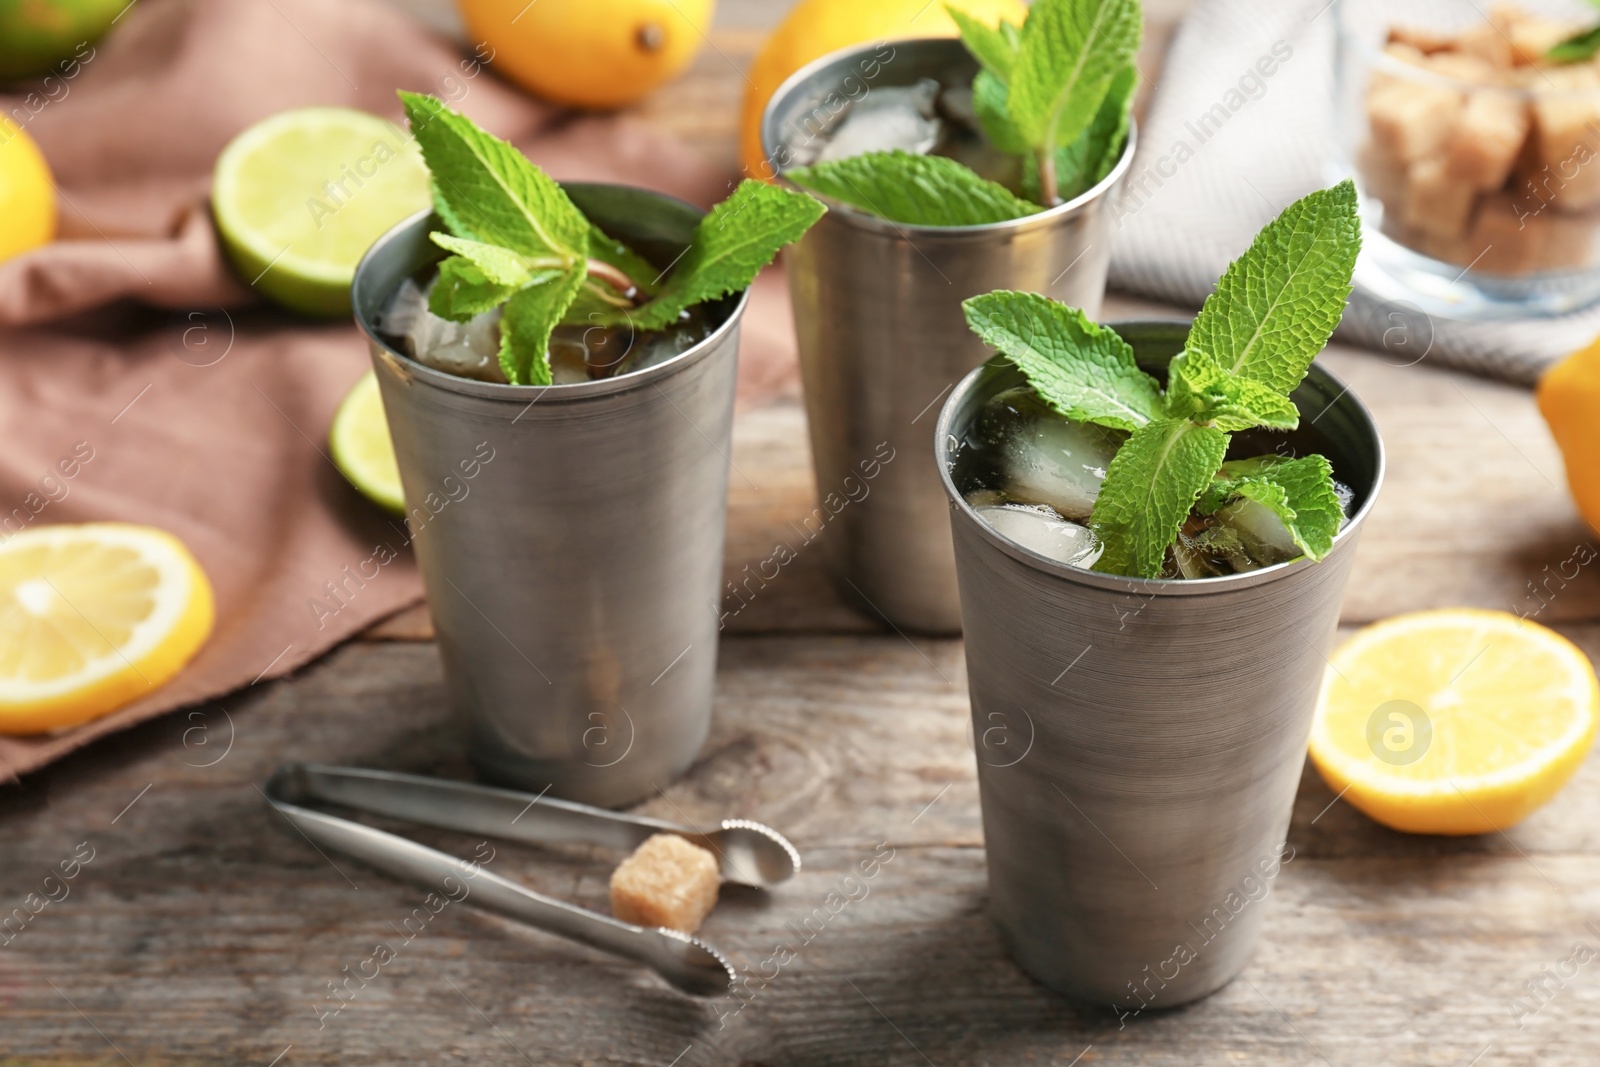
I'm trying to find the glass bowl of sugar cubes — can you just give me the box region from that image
[1336,0,1600,317]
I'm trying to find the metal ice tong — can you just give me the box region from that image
[262,763,801,996]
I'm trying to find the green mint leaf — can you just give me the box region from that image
[499,266,586,386]
[1164,351,1300,432]
[972,70,1031,155]
[1186,179,1361,397]
[963,291,1164,431]
[787,151,1039,227]
[1197,455,1342,561]
[616,179,825,332]
[1550,24,1600,62]
[429,256,522,321]
[1033,63,1136,202]
[400,91,589,265]
[1089,419,1229,579]
[950,5,1020,78]
[430,233,537,287]
[1008,0,1142,153]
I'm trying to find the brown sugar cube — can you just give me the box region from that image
[1446,89,1531,189]
[1528,198,1599,269]
[1457,19,1514,69]
[1531,67,1600,210]
[1465,191,1547,273]
[1404,156,1479,237]
[1369,78,1464,163]
[610,833,721,934]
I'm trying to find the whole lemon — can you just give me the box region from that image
[739,0,1030,178]
[0,119,56,263]
[1539,335,1600,536]
[0,0,126,80]
[455,0,713,110]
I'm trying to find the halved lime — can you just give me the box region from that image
[212,108,431,318]
[330,372,405,514]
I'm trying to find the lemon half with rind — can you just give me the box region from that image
[1310,608,1599,835]
[0,523,215,736]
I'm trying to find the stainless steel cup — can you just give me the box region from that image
[352,187,745,809]
[936,321,1385,1008]
[762,37,1136,634]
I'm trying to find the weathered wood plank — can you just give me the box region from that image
[4,632,1599,1064]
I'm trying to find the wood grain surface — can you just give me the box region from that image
[6,1,1600,1065]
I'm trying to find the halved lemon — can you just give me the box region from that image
[1309,609,1599,835]
[330,371,405,514]
[212,107,432,317]
[0,523,215,736]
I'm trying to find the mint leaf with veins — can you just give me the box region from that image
[1198,455,1343,561]
[1007,0,1142,161]
[786,152,1038,228]
[1164,350,1300,432]
[963,291,1163,431]
[1185,180,1362,396]
[972,70,1031,155]
[429,257,520,321]
[610,179,826,332]
[1089,419,1230,578]
[1026,63,1137,203]
[499,267,586,387]
[948,5,1021,78]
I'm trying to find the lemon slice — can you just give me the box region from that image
[212,107,432,318]
[1309,609,1599,835]
[331,371,405,514]
[0,524,215,736]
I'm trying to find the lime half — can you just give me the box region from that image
[331,372,405,514]
[213,108,431,317]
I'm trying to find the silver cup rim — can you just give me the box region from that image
[759,35,1139,239]
[352,190,752,404]
[934,318,1387,597]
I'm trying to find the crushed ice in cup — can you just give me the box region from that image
[970,502,1103,568]
[812,79,943,164]
[380,274,717,386]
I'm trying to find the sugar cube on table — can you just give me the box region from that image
[1405,156,1478,237]
[1447,90,1531,190]
[610,833,721,934]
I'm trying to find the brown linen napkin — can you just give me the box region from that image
[0,0,759,780]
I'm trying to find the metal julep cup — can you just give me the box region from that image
[352,186,745,809]
[762,37,1136,634]
[936,321,1385,1007]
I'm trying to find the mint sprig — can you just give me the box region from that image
[962,180,1361,579]
[786,151,1040,227]
[777,0,1139,227]
[399,93,824,384]
[959,0,1141,207]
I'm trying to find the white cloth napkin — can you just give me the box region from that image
[1109,0,1600,384]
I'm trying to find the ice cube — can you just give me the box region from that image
[970,502,1103,568]
[388,276,507,384]
[1213,498,1301,567]
[814,79,943,164]
[968,387,1122,521]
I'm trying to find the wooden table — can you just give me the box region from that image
[6,4,1600,1065]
